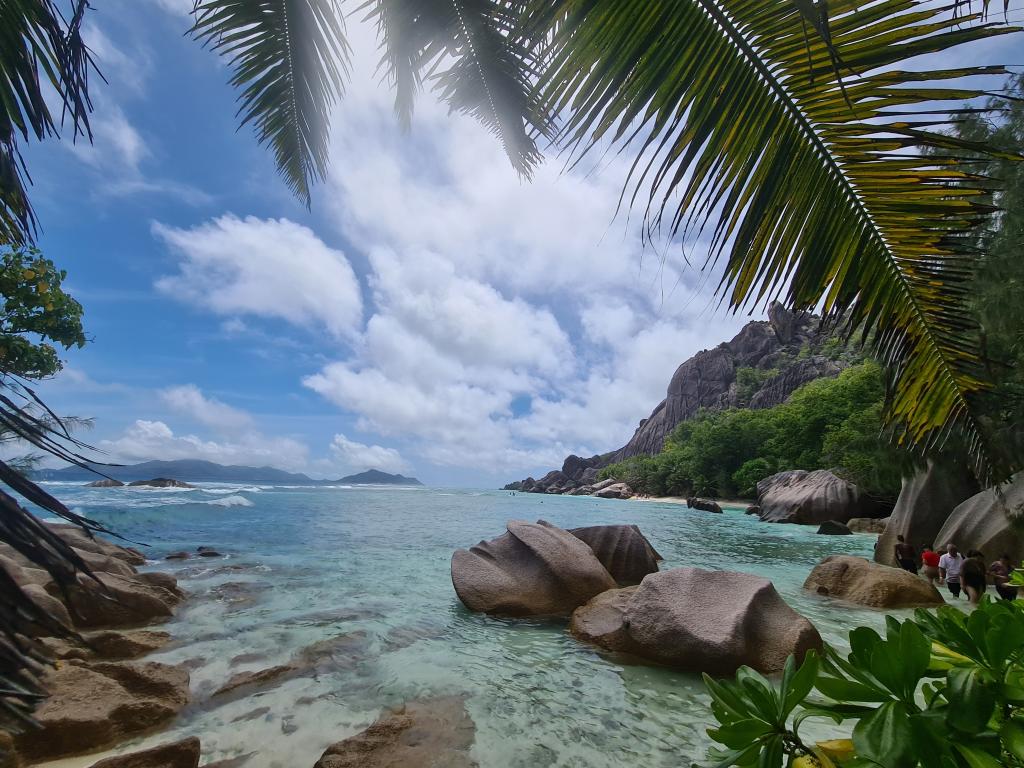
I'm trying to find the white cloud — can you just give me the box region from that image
[100,420,311,471]
[293,21,750,474]
[153,215,363,339]
[159,385,254,432]
[330,434,409,474]
[69,105,148,174]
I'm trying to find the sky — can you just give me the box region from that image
[18,0,1024,486]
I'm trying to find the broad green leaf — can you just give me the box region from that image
[953,743,1005,768]
[782,651,819,717]
[757,735,784,768]
[946,667,997,734]
[815,675,891,703]
[1001,720,1024,761]
[708,718,774,749]
[852,701,915,768]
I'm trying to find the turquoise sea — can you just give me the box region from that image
[35,483,887,768]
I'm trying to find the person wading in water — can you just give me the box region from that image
[894,535,918,574]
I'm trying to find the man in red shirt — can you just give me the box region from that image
[921,545,941,586]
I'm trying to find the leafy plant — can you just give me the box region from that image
[704,598,1024,768]
[0,245,86,378]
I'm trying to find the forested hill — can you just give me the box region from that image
[506,303,862,494]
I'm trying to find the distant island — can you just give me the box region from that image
[36,459,423,487]
[334,469,423,486]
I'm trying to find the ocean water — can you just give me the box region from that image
[34,483,890,768]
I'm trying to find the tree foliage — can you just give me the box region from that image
[705,596,1024,768]
[600,362,906,499]
[0,246,85,379]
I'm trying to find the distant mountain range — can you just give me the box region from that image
[36,460,423,486]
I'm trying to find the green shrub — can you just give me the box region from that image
[704,596,1024,768]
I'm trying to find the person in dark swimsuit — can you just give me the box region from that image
[894,535,918,574]
[990,554,1020,600]
[961,550,987,604]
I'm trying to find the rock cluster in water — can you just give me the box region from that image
[0,524,189,764]
[452,521,821,674]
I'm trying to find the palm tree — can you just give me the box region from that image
[0,0,1020,724]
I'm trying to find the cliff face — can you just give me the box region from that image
[506,303,850,493]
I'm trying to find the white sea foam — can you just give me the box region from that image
[205,495,254,508]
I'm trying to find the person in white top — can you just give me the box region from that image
[938,544,965,599]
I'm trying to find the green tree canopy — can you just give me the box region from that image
[0,246,85,379]
[601,362,907,500]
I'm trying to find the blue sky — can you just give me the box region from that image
[19,0,1023,486]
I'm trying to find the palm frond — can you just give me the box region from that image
[361,0,553,177]
[532,0,1021,484]
[191,0,351,207]
[0,0,96,246]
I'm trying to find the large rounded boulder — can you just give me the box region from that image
[934,476,1024,561]
[875,461,979,566]
[803,555,944,609]
[570,568,822,674]
[566,524,661,586]
[757,470,884,525]
[451,521,616,616]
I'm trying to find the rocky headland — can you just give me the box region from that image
[505,303,851,497]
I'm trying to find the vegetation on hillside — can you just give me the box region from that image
[600,362,905,500]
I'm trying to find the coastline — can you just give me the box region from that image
[628,495,753,509]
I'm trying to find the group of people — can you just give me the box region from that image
[894,536,1019,604]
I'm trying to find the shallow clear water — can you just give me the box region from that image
[35,484,889,768]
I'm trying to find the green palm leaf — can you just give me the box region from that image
[361,0,552,177]
[191,0,351,208]
[0,0,95,246]
[531,0,1020,483]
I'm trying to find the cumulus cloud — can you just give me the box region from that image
[100,420,311,471]
[293,21,749,474]
[154,215,363,339]
[330,434,409,474]
[159,385,254,433]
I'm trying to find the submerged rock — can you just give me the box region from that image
[14,660,189,762]
[847,517,889,534]
[571,568,821,674]
[875,461,979,566]
[85,479,125,488]
[757,470,883,525]
[803,555,943,609]
[935,476,1024,561]
[87,737,201,768]
[565,524,661,586]
[816,521,852,535]
[745,505,761,516]
[314,697,476,768]
[451,521,616,616]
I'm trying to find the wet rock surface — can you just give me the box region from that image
[571,568,822,674]
[804,555,944,608]
[87,737,201,768]
[757,470,886,525]
[13,660,190,761]
[565,524,660,586]
[313,697,476,768]
[451,520,617,616]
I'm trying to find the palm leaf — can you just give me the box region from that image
[531,0,1021,484]
[191,0,351,207]
[360,0,553,177]
[0,0,96,247]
